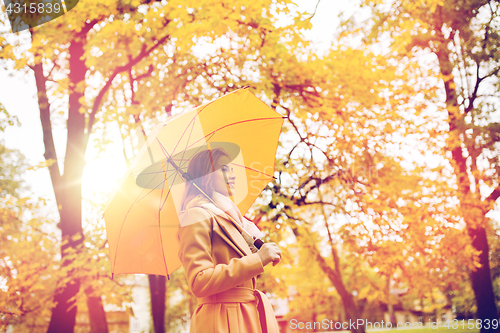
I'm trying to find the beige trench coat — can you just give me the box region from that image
[177,197,280,333]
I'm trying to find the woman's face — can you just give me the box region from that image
[212,155,236,197]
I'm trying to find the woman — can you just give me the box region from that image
[177,148,282,333]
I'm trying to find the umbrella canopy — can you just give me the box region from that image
[103,88,284,277]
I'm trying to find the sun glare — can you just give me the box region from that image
[82,156,126,198]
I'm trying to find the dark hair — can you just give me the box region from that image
[181,148,229,210]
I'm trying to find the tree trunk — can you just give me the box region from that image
[87,295,109,333]
[45,144,84,332]
[293,225,365,333]
[149,275,166,333]
[468,225,499,332]
[41,30,107,332]
[45,33,86,333]
[33,55,82,327]
[435,42,499,332]
[335,281,366,333]
[46,281,80,332]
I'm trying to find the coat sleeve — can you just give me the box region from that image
[177,207,264,298]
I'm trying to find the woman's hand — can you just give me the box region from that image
[257,243,282,267]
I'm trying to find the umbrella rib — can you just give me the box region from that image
[112,167,178,274]
[176,131,218,173]
[142,161,273,181]
[157,160,169,278]
[156,113,202,211]
[111,177,165,274]
[154,128,219,215]
[134,176,169,202]
[155,129,216,211]
[231,162,275,178]
[173,117,284,153]
[154,130,219,216]
[169,115,204,178]
[109,90,284,276]
[151,119,200,276]
[133,129,223,200]
[166,97,281,157]
[169,103,211,162]
[157,154,178,212]
[203,117,284,138]
[121,115,279,241]
[151,117,280,212]
[134,170,171,176]
[133,131,198,201]
[134,169,186,180]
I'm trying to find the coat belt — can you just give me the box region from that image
[197,287,279,333]
[198,287,256,304]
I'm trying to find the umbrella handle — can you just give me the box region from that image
[218,211,267,251]
[253,236,279,266]
[253,237,265,249]
[238,224,265,250]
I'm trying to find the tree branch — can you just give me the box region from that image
[84,30,171,149]
[486,183,500,203]
[31,50,63,205]
[464,60,483,114]
[309,0,322,20]
[318,190,341,276]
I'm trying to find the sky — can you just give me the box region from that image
[0,0,347,207]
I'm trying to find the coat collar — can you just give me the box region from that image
[186,196,252,257]
[201,202,253,257]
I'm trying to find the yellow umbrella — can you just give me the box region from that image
[103,88,284,277]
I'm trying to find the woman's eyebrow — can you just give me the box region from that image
[221,164,234,171]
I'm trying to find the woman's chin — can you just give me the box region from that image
[214,188,232,197]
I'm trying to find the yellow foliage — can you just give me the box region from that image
[0,198,58,330]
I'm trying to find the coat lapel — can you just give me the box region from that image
[201,203,252,257]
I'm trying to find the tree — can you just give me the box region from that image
[217,13,482,330]
[0,195,58,331]
[0,145,25,198]
[1,0,306,331]
[241,43,435,332]
[352,0,500,329]
[0,104,133,331]
[0,116,57,330]
[164,269,197,333]
[0,104,23,197]
[258,234,345,326]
